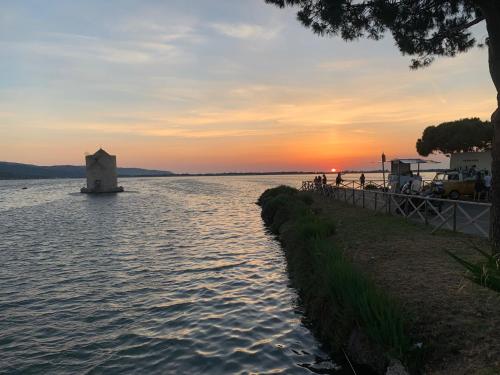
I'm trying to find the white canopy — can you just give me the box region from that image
[391,158,430,164]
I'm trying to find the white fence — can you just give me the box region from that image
[301,181,492,239]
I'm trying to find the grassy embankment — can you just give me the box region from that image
[258,186,418,373]
[258,186,500,375]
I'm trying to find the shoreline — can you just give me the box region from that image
[258,186,500,374]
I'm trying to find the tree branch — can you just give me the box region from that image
[457,16,485,31]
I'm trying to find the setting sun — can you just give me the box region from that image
[331,168,337,172]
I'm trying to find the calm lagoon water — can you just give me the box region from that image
[0,175,353,375]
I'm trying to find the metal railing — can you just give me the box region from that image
[301,182,491,239]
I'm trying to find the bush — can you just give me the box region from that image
[270,198,311,233]
[261,193,293,224]
[294,214,336,240]
[298,192,314,205]
[258,185,297,206]
[259,186,315,233]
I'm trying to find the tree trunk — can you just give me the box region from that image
[491,105,500,255]
[481,1,500,255]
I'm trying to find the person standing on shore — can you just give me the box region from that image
[360,173,366,189]
[484,171,492,201]
[474,172,484,201]
[469,165,477,178]
[335,173,342,187]
[322,174,327,185]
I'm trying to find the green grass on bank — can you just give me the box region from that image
[447,247,500,292]
[258,186,419,372]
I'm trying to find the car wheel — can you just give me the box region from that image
[449,190,460,200]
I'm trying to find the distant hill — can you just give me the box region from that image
[0,162,173,180]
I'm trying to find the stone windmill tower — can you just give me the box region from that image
[81,148,124,193]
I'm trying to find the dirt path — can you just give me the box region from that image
[314,196,500,375]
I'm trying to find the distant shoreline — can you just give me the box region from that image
[150,169,444,177]
[0,161,446,181]
[0,170,446,181]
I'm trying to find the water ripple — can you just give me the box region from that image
[0,176,347,374]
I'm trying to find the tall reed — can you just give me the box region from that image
[447,247,500,293]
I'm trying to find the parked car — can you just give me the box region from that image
[431,170,484,199]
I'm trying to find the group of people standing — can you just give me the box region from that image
[310,168,491,202]
[313,174,328,187]
[474,170,492,201]
[314,172,352,188]
[458,165,492,200]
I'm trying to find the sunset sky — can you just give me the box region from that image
[0,0,496,173]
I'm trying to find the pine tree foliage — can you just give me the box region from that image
[265,0,484,68]
[416,118,493,156]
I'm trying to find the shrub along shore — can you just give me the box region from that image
[258,186,500,375]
